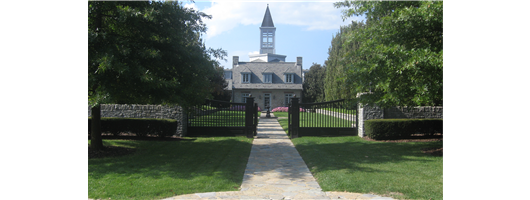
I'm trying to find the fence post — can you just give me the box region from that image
[291,97,300,138]
[254,103,258,136]
[245,96,255,138]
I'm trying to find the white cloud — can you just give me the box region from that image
[248,51,259,56]
[194,1,359,39]
[183,2,198,11]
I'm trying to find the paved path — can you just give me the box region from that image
[162,113,393,200]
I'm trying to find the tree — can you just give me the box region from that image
[88,1,226,149]
[303,63,326,103]
[210,65,231,101]
[335,1,443,107]
[324,22,364,101]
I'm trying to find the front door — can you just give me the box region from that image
[264,94,271,111]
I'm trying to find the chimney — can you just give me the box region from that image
[296,57,302,67]
[233,56,239,68]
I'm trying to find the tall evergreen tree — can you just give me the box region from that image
[303,63,326,103]
[324,22,364,101]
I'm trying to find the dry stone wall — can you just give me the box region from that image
[88,104,187,136]
[357,105,443,137]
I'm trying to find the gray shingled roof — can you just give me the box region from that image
[261,6,274,27]
[230,62,303,90]
[240,66,252,73]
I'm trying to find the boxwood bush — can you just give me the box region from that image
[364,119,442,140]
[89,117,178,137]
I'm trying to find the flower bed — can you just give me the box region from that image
[271,107,305,112]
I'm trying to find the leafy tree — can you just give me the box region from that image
[210,65,231,101]
[335,1,443,107]
[324,22,364,101]
[303,63,326,103]
[88,1,226,149]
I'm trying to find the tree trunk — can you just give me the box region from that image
[91,104,104,150]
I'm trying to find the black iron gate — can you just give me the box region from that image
[288,98,357,138]
[187,97,258,138]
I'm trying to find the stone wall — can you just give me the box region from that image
[88,104,187,136]
[357,105,443,137]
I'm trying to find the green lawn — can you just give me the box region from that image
[88,137,253,200]
[274,111,354,129]
[292,137,442,200]
[272,112,288,118]
[321,107,357,115]
[189,111,245,126]
[291,137,442,199]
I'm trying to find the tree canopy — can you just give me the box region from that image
[303,63,326,103]
[88,1,226,149]
[324,22,364,101]
[334,1,443,107]
[89,1,226,108]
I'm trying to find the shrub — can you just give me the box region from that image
[271,107,305,112]
[364,119,443,140]
[89,117,178,137]
[271,107,288,112]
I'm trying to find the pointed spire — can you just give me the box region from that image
[261,4,274,27]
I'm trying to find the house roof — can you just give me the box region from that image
[230,61,303,90]
[283,67,299,74]
[261,5,274,27]
[262,66,273,73]
[240,66,252,73]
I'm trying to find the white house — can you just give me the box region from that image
[224,5,303,111]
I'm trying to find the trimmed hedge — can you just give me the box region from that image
[364,119,442,140]
[89,117,178,137]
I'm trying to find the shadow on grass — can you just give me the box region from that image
[89,135,197,141]
[89,137,253,193]
[292,137,442,174]
[291,136,443,199]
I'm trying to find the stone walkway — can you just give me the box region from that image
[163,113,393,200]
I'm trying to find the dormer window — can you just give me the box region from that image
[284,73,294,83]
[263,73,272,83]
[241,73,251,83]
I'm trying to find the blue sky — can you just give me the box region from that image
[184,1,365,70]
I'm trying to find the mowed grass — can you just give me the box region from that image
[88,137,253,200]
[321,107,357,115]
[189,111,245,126]
[291,137,443,200]
[274,112,354,133]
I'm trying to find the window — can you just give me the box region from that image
[284,93,294,106]
[263,74,272,83]
[242,93,251,103]
[241,73,251,83]
[284,74,294,83]
[262,31,273,48]
[224,71,232,79]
